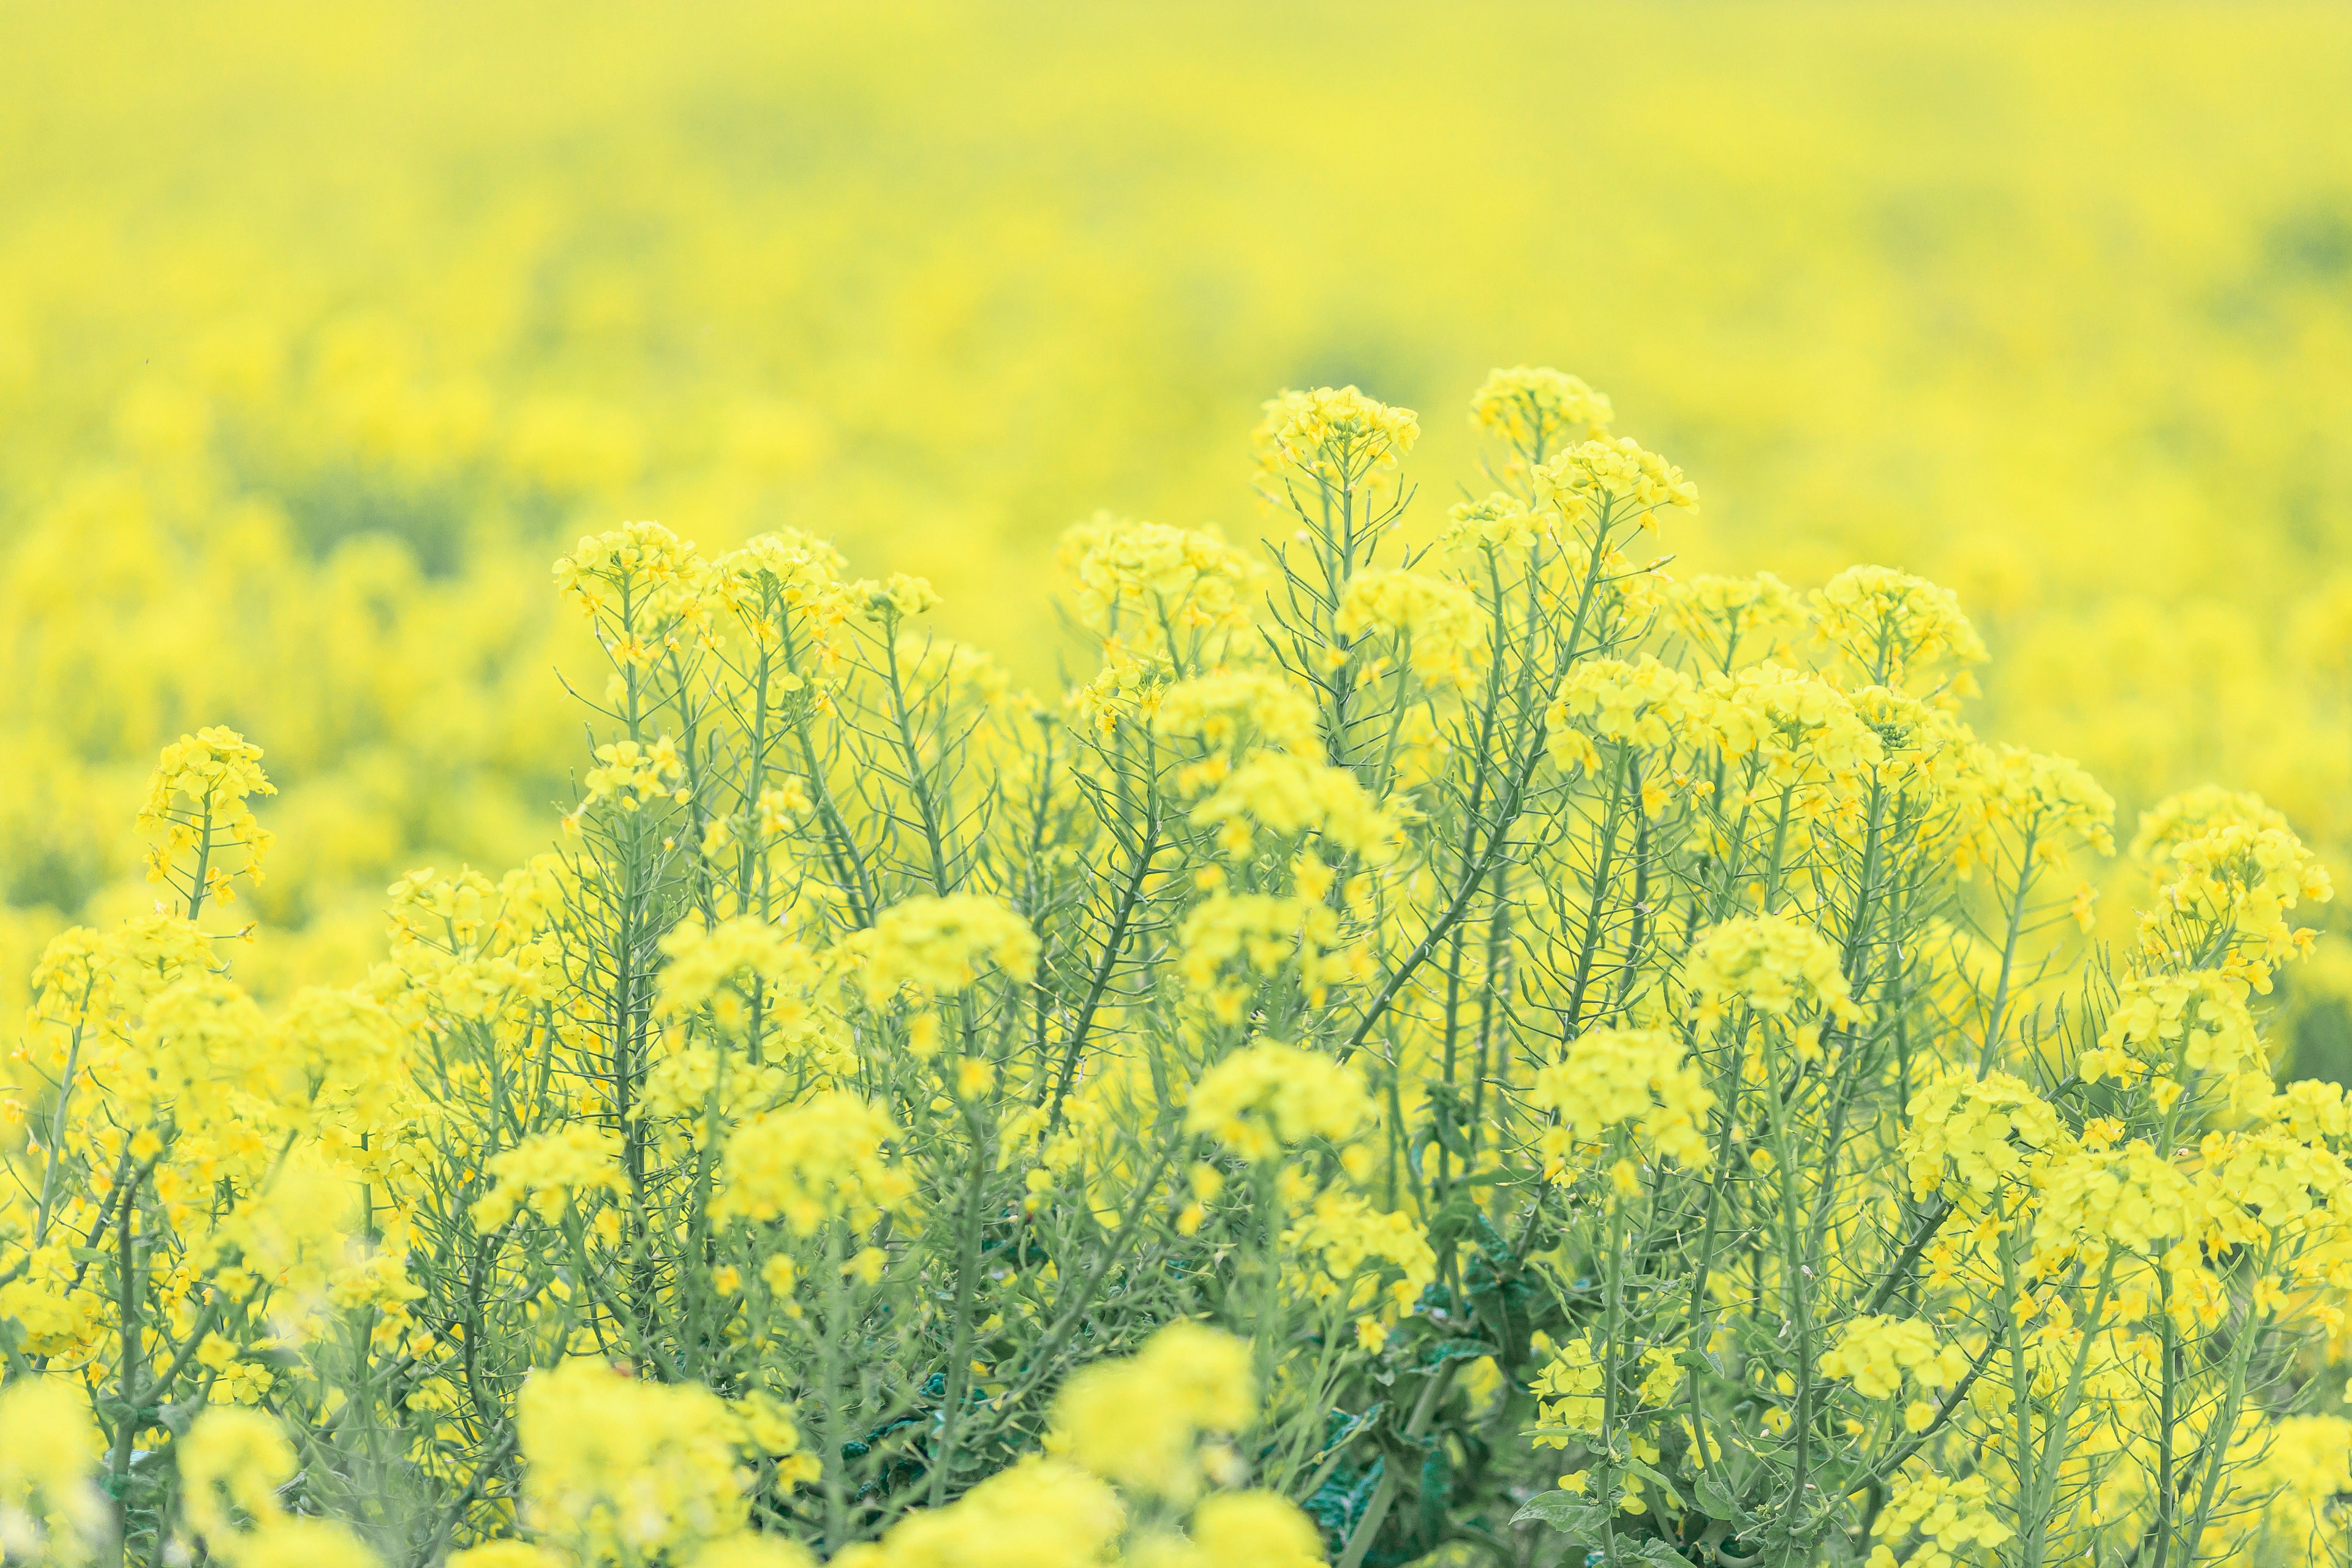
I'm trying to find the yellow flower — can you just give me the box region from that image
[831,1457,1122,1568]
[1185,1040,1373,1161]
[842,894,1039,1008]
[1900,1068,2069,1204]
[713,1091,913,1234]
[472,1125,628,1230]
[1469,365,1614,453]
[0,1378,105,1567]
[1528,1026,1714,1177]
[1048,1321,1254,1494]
[1336,568,1482,689]
[1687,914,1860,1028]
[137,726,277,907]
[516,1362,754,1562]
[1253,386,1419,488]
[1819,1314,1969,1403]
[178,1406,299,1547]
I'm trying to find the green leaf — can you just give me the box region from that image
[1623,1456,1687,1510]
[1691,1468,1746,1523]
[1511,1493,1610,1539]
[1632,1542,1694,1568]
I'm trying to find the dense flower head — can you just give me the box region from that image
[1548,654,1704,772]
[2078,971,2264,1099]
[1283,1189,1438,1321]
[714,529,851,650]
[1699,662,1884,797]
[1253,386,1419,487]
[2138,813,2332,988]
[2128,783,2293,867]
[1335,568,1482,688]
[1955,744,2117,861]
[577,734,687,815]
[1047,1321,1254,1494]
[0,1378,105,1567]
[137,726,276,907]
[1165,1492,1326,1568]
[832,1458,1122,1568]
[1185,1040,1372,1161]
[851,572,942,623]
[1686,914,1859,1028]
[1187,752,1400,863]
[1809,565,1987,692]
[656,916,821,1038]
[712,1091,912,1233]
[1532,434,1698,530]
[516,1362,752,1562]
[554,521,715,652]
[1529,1027,1714,1176]
[1060,514,1261,656]
[2258,1414,2352,1512]
[1819,1315,1969,1404]
[843,894,1039,1008]
[1863,1471,2013,1568]
[1901,1068,2070,1204]
[1151,669,1321,758]
[1469,365,1615,453]
[177,1406,300,1548]
[1664,571,1804,671]
[1176,890,1364,1017]
[472,1126,628,1229]
[1442,491,1541,557]
[2028,1139,2204,1272]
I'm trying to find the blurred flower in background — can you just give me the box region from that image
[4,1,2351,1071]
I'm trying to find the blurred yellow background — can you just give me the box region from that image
[6,2,2352,1060]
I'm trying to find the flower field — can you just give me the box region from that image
[6,5,2352,1566]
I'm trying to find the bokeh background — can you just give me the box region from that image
[7,2,2352,1063]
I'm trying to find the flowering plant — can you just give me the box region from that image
[3,369,2348,1568]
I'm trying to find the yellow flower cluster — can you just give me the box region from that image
[1185,1040,1372,1162]
[2077,971,2263,1101]
[843,894,1039,1008]
[1334,568,1482,690]
[0,1378,104,1567]
[1548,656,1703,772]
[712,1091,913,1234]
[472,1126,628,1230]
[1901,1069,2068,1205]
[578,736,688,814]
[1532,435,1699,530]
[135,725,277,911]
[1151,669,1321,758]
[2138,808,2334,989]
[1662,572,1802,673]
[1282,1189,1438,1324]
[1177,890,1366,1017]
[1188,752,1398,862]
[1686,914,1860,1028]
[854,573,943,624]
[1062,515,1262,662]
[1253,386,1419,488]
[1863,1472,2013,1568]
[1819,1314,1969,1404]
[1441,492,1542,558]
[657,917,822,1039]
[835,1459,1119,1568]
[1529,1027,1714,1178]
[1469,365,1615,454]
[1810,565,1987,693]
[1048,1321,1253,1494]
[513,1362,769,1565]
